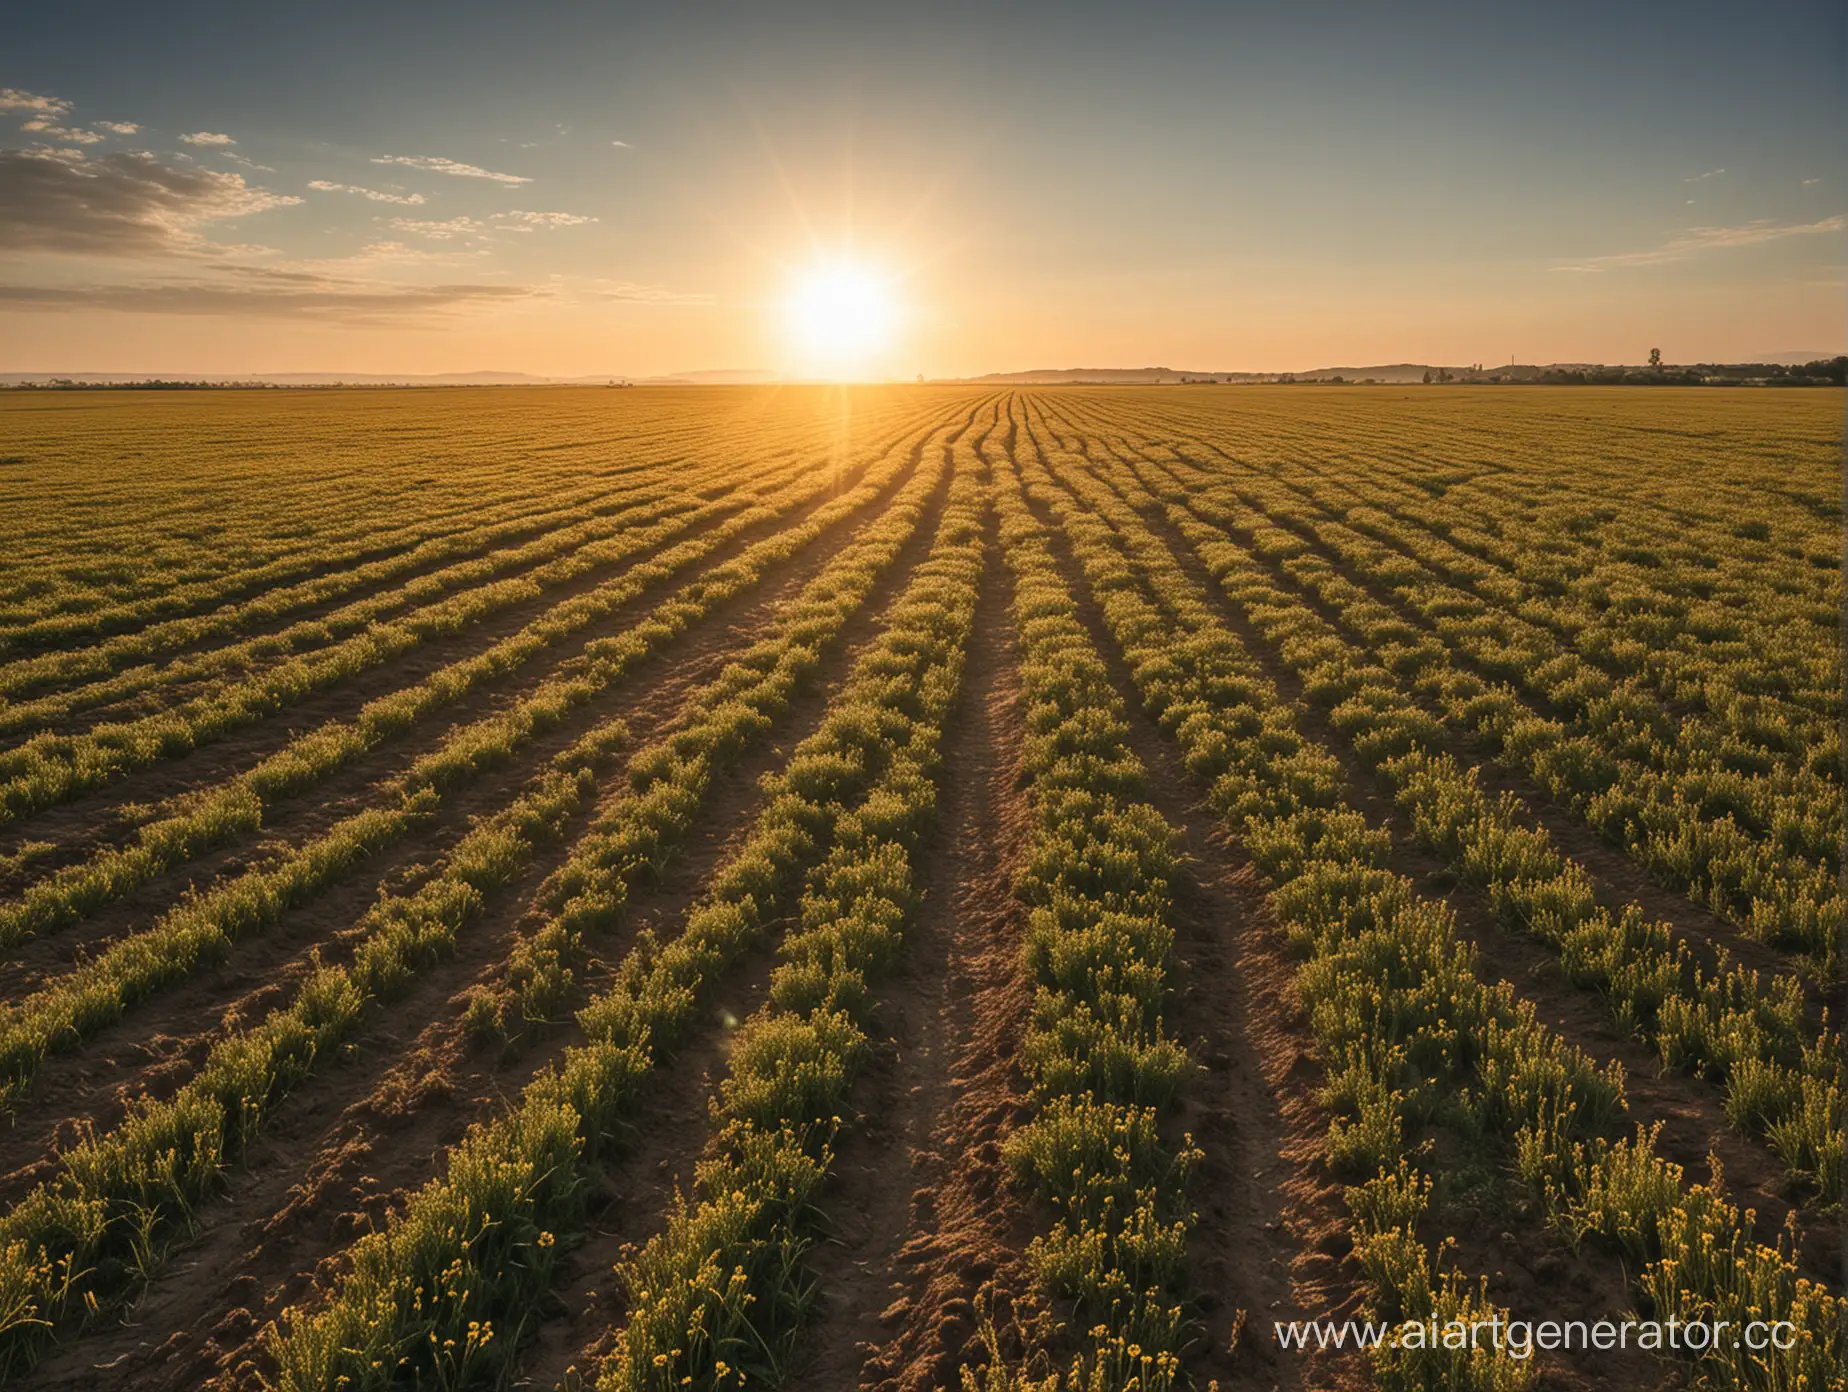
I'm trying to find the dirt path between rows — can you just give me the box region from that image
[1024,418,1802,1386]
[813,501,1038,1392]
[1008,425,1365,1392]
[15,445,975,1392]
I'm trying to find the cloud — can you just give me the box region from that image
[1802,177,1821,186]
[0,148,301,256]
[0,89,70,118]
[1552,215,1845,273]
[499,209,597,229]
[383,210,595,239]
[1674,216,1845,249]
[371,154,530,184]
[20,121,105,144]
[0,272,541,323]
[611,140,632,149]
[590,278,714,305]
[221,152,276,172]
[308,179,427,205]
[384,215,491,240]
[1684,168,1725,182]
[179,131,236,147]
[4,94,134,143]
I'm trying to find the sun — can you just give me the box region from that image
[783,261,900,380]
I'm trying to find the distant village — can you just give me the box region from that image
[1175,357,1847,387]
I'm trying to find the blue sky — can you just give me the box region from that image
[0,0,1840,374]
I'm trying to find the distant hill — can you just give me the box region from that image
[7,357,1841,390]
[0,371,619,387]
[959,364,1460,384]
[964,367,1199,384]
[0,368,792,387]
[1268,363,1442,384]
[638,369,780,385]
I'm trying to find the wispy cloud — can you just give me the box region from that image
[1553,215,1845,273]
[0,272,541,322]
[308,179,427,205]
[221,152,276,172]
[1802,177,1821,186]
[384,215,491,240]
[20,120,105,144]
[371,154,530,184]
[499,209,597,229]
[0,148,301,257]
[384,210,596,240]
[590,278,714,305]
[179,131,236,147]
[611,140,632,149]
[0,89,71,118]
[3,94,136,143]
[1684,168,1725,182]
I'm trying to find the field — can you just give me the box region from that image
[0,384,1839,1392]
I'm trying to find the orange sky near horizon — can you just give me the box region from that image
[1,3,1841,377]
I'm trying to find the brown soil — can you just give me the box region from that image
[0,476,704,751]
[0,413,944,881]
[9,390,1828,1392]
[0,421,965,1158]
[1009,426,1367,1391]
[1017,411,1716,1389]
[1137,439,1832,986]
[21,451,965,1392]
[824,498,1040,1392]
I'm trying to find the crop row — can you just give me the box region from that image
[1206,431,1836,780]
[0,421,960,1103]
[0,438,834,827]
[0,391,946,649]
[1005,431,1529,1389]
[1243,475,1843,871]
[0,460,691,707]
[961,457,1199,1390]
[1089,388,1841,649]
[1080,429,1845,974]
[0,481,697,738]
[1050,394,1840,770]
[1042,438,1844,1199]
[593,453,987,1389]
[2,390,948,713]
[0,422,964,1379]
[0,413,942,951]
[1012,430,1842,1390]
[486,430,955,1034]
[1322,454,1841,722]
[1058,397,1839,824]
[262,446,988,1391]
[1203,470,1843,972]
[0,714,631,1378]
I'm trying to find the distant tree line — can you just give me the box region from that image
[2,379,279,390]
[1420,358,1847,387]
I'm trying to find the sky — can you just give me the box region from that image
[0,0,1841,377]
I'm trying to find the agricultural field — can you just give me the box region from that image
[0,383,1839,1392]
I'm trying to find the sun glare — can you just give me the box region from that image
[784,262,900,380]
